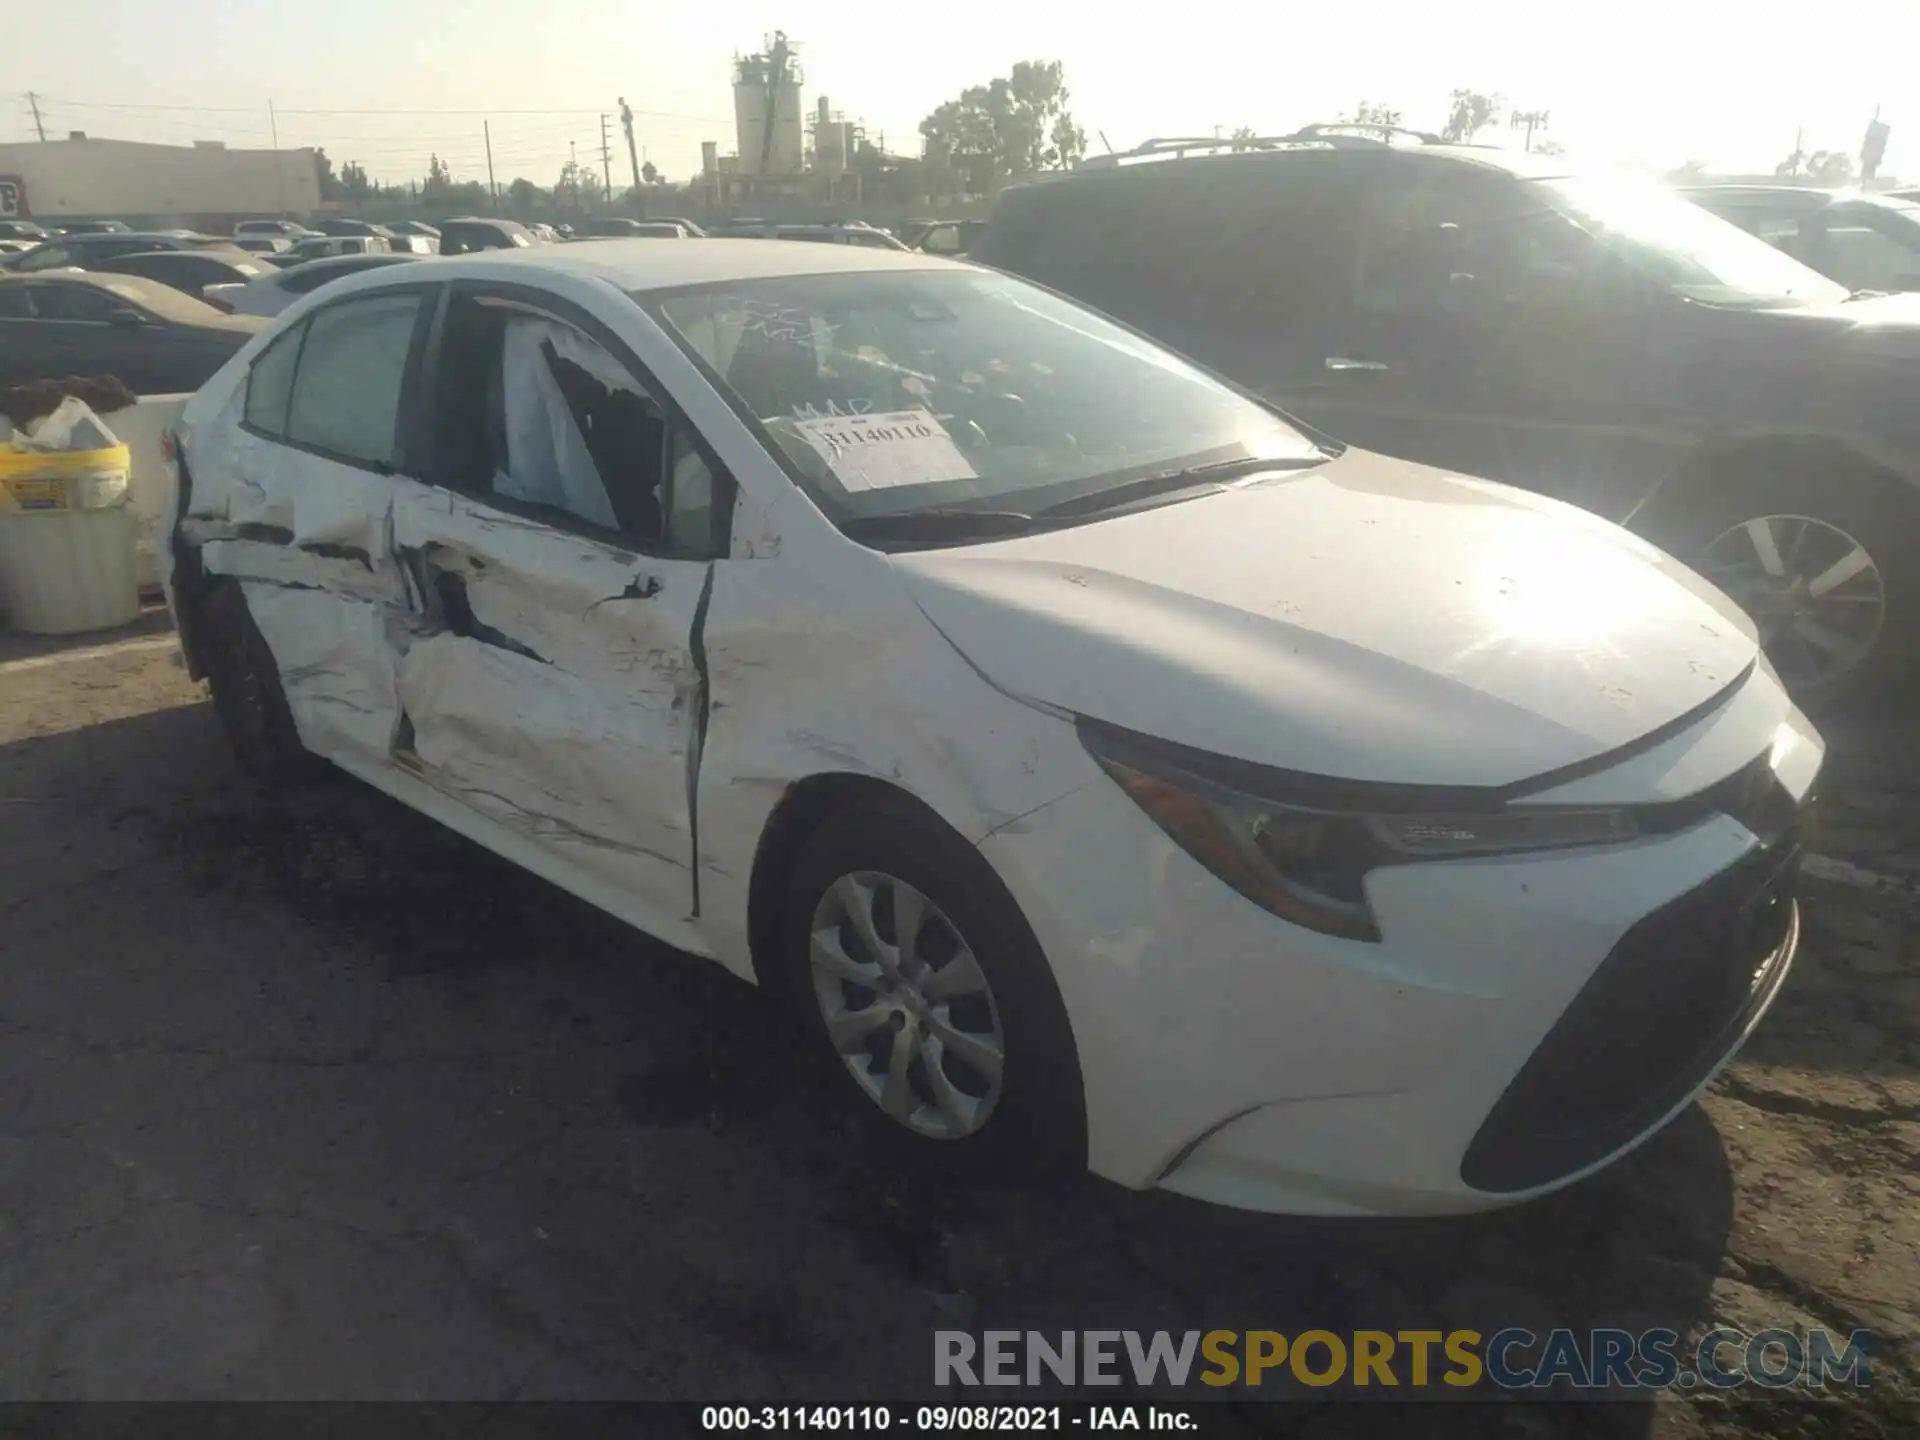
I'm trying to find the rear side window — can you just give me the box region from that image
[244,323,305,436]
[285,292,423,467]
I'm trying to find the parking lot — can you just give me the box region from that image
[0,613,1913,1435]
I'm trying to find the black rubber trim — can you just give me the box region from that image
[1460,838,1801,1194]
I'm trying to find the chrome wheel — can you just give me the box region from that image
[808,871,1005,1140]
[1697,513,1887,691]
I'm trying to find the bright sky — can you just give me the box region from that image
[3,1,1913,190]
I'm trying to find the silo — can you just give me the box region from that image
[732,32,805,177]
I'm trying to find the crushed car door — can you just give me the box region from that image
[389,286,732,932]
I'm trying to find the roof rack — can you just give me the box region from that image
[1078,122,1446,170]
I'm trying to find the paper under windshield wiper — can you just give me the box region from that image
[839,508,1037,541]
[1033,455,1323,520]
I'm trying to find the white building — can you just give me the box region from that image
[0,138,321,224]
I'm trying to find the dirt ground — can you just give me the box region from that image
[0,612,1912,1436]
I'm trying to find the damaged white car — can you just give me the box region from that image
[159,241,1820,1216]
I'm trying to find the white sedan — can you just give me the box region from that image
[202,252,421,317]
[158,241,1819,1216]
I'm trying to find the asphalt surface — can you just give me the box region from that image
[0,613,1914,1437]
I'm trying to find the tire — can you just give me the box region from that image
[1656,462,1920,709]
[779,798,1086,1179]
[200,581,320,786]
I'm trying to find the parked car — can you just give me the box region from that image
[525,222,561,243]
[0,220,51,242]
[382,234,439,255]
[709,216,773,237]
[52,220,133,235]
[87,247,274,305]
[317,218,388,238]
[438,218,536,254]
[1681,185,1920,294]
[232,235,294,256]
[0,240,34,256]
[235,219,319,241]
[284,235,395,262]
[3,231,232,274]
[202,252,420,317]
[975,132,1920,699]
[574,220,692,240]
[387,220,441,238]
[649,215,708,238]
[912,219,987,256]
[0,271,262,392]
[774,223,909,250]
[157,241,1818,1215]
[1887,189,1920,204]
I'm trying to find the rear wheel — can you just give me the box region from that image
[1660,465,1920,705]
[201,582,319,786]
[780,800,1085,1178]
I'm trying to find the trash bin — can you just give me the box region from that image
[0,441,140,634]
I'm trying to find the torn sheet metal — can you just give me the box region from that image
[238,582,404,766]
[390,481,710,921]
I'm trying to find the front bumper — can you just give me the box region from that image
[977,701,1820,1217]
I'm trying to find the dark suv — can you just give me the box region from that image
[976,132,1920,698]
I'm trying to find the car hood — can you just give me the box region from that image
[895,451,1760,789]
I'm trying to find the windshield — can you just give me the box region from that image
[1538,176,1848,307]
[647,270,1320,524]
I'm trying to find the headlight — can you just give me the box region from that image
[1081,722,1637,942]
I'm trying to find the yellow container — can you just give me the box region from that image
[0,443,140,633]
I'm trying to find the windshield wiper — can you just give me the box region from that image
[1033,455,1323,520]
[839,508,1036,542]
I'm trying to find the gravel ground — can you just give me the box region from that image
[0,613,1912,1437]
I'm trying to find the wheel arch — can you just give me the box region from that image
[743,770,960,992]
[1626,429,1920,544]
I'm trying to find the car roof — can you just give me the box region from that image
[271,253,419,281]
[0,268,257,326]
[1682,184,1835,206]
[1000,140,1572,204]
[323,237,957,294]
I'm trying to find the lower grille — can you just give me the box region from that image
[1460,840,1800,1194]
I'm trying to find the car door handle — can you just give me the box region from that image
[1324,356,1389,373]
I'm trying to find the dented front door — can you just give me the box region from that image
[387,480,712,923]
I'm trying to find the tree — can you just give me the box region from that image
[314,148,341,202]
[339,160,372,201]
[1345,101,1402,136]
[1667,158,1709,182]
[1532,138,1565,157]
[919,59,1086,195]
[640,160,660,185]
[1775,147,1807,178]
[422,153,453,200]
[505,177,542,215]
[1806,149,1856,185]
[1229,125,1260,151]
[1442,90,1502,144]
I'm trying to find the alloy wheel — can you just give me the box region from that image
[1696,513,1887,692]
[808,871,1006,1140]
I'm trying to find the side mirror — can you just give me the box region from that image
[105,307,148,328]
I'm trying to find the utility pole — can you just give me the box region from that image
[619,98,641,201]
[484,120,498,209]
[27,92,46,141]
[269,99,288,215]
[599,112,613,202]
[1792,125,1804,179]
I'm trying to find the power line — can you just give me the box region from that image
[40,94,730,123]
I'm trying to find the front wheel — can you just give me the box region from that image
[1665,469,1919,704]
[780,801,1085,1178]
